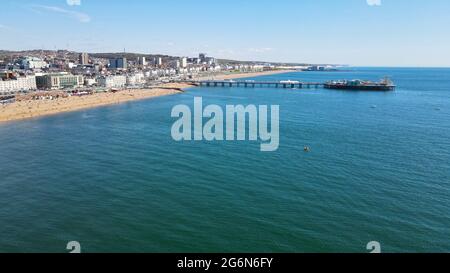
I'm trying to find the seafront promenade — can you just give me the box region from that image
[0,70,291,123]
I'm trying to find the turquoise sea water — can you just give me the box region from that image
[0,68,449,253]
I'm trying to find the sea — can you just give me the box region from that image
[0,67,449,253]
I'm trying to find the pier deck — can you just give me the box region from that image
[183,79,395,91]
[186,80,324,89]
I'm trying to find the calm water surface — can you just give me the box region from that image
[0,68,449,252]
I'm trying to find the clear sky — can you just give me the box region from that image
[1,0,450,67]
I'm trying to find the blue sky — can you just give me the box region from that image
[1,0,450,67]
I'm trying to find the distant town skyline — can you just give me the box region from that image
[1,0,450,67]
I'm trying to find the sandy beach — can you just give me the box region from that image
[196,69,292,81]
[0,70,291,123]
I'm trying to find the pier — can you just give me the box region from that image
[183,78,396,91]
[187,80,324,89]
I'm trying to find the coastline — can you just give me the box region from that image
[0,70,292,123]
[195,69,292,81]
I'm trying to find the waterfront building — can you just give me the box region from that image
[0,73,37,94]
[84,78,97,86]
[109,58,128,70]
[126,72,145,86]
[79,53,90,65]
[97,75,127,88]
[253,65,264,72]
[36,73,84,90]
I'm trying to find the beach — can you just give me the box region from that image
[0,83,187,123]
[196,69,291,80]
[0,70,291,123]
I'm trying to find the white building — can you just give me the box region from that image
[138,57,147,66]
[155,57,163,66]
[126,72,145,86]
[181,57,188,68]
[147,70,160,78]
[97,75,127,88]
[0,75,37,94]
[178,68,188,74]
[21,57,48,70]
[188,67,201,73]
[84,78,97,86]
[251,65,264,72]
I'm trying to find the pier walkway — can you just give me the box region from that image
[185,80,324,89]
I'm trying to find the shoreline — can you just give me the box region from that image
[195,69,292,81]
[0,70,292,123]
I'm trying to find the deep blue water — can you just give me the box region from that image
[0,67,449,253]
